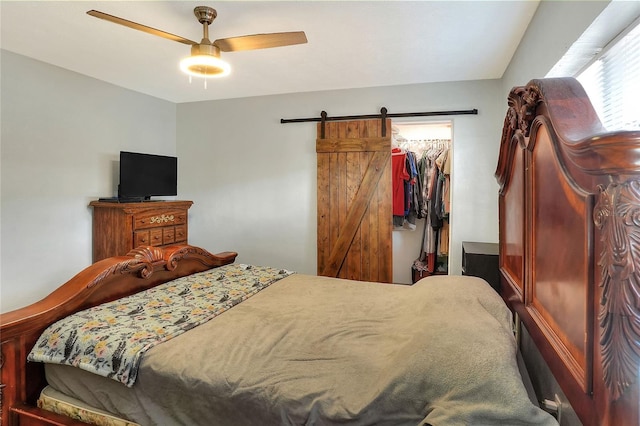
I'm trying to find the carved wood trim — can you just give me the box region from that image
[0,351,4,422]
[594,179,640,400]
[88,253,155,288]
[515,85,541,138]
[495,83,539,194]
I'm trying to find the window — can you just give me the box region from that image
[577,20,640,131]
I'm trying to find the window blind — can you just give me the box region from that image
[578,19,640,131]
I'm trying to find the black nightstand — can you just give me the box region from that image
[462,241,500,292]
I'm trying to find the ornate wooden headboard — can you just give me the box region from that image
[495,77,640,425]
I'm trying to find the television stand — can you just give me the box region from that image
[89,200,193,261]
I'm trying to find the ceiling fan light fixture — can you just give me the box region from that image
[180,54,231,78]
[87,7,306,81]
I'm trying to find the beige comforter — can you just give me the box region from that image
[45,274,557,426]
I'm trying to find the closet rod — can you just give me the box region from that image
[280,108,478,124]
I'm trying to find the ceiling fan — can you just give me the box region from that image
[87,6,307,78]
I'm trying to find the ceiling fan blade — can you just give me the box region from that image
[214,31,307,52]
[87,10,198,46]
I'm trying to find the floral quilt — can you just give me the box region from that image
[28,264,294,387]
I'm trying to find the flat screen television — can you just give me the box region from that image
[118,151,177,201]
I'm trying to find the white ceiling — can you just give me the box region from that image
[0,1,540,104]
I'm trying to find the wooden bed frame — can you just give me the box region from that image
[0,245,237,425]
[495,77,640,426]
[2,77,640,426]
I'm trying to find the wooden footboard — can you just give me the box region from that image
[496,77,640,425]
[0,245,237,426]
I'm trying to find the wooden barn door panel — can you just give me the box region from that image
[317,119,392,282]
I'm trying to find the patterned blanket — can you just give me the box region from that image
[28,264,294,387]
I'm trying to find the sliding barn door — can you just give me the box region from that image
[317,118,392,282]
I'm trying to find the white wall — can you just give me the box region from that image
[1,51,176,312]
[177,79,504,281]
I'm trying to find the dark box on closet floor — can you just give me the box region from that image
[461,241,500,292]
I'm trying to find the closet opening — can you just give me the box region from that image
[391,120,452,285]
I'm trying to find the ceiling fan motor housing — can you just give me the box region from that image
[191,43,220,58]
[194,6,217,25]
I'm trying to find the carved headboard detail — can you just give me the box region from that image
[594,179,640,401]
[496,77,640,425]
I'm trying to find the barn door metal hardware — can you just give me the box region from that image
[281,108,478,138]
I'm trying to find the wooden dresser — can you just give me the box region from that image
[89,200,193,262]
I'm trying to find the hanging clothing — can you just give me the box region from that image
[392,148,410,218]
[435,148,451,218]
[404,151,419,229]
[442,150,452,215]
[416,142,451,273]
[418,151,439,257]
[393,136,451,275]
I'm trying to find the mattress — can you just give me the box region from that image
[42,273,558,426]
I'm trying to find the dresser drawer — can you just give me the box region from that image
[135,228,164,246]
[163,227,175,244]
[135,230,151,246]
[149,228,163,245]
[134,210,187,230]
[174,225,187,242]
